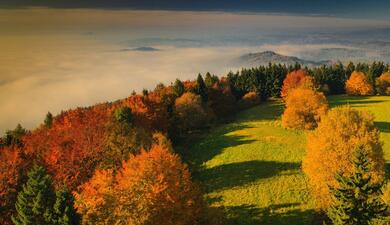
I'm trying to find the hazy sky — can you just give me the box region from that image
[0,9,389,133]
[2,0,390,19]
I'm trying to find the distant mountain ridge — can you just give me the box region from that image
[239,51,335,67]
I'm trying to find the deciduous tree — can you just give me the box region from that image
[345,71,374,96]
[281,88,328,130]
[174,92,208,134]
[280,69,315,100]
[375,72,390,95]
[75,144,204,225]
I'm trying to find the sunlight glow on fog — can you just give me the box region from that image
[0,9,389,133]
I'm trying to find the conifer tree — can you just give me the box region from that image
[173,79,185,97]
[44,112,53,128]
[12,165,55,225]
[204,72,219,88]
[327,146,387,225]
[194,73,208,101]
[52,188,79,225]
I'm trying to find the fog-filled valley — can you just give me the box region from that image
[1,9,390,133]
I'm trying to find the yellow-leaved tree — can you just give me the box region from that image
[345,71,374,95]
[302,106,385,210]
[375,72,390,95]
[281,87,328,130]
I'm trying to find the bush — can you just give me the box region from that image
[75,144,204,225]
[302,106,385,210]
[280,69,315,100]
[281,88,328,130]
[375,72,390,95]
[345,71,374,95]
[239,91,261,109]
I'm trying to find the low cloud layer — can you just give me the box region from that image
[1,9,389,133]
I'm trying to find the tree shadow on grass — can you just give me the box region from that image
[238,100,284,122]
[200,160,300,192]
[375,121,390,133]
[210,203,316,225]
[328,95,387,107]
[183,123,256,171]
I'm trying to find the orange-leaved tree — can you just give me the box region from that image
[0,146,30,225]
[375,72,390,95]
[280,69,315,100]
[302,106,385,210]
[345,71,374,95]
[282,87,328,130]
[74,144,204,225]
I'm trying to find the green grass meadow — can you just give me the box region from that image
[184,95,390,225]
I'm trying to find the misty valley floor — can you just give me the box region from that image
[185,95,390,225]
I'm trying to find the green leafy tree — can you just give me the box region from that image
[44,112,54,128]
[173,79,185,97]
[327,146,387,225]
[12,165,55,225]
[52,188,79,225]
[194,74,208,101]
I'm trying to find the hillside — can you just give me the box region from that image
[238,51,334,67]
[185,95,390,225]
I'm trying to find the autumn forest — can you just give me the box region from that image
[1,60,390,224]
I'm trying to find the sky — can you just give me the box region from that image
[0,6,389,134]
[2,0,390,19]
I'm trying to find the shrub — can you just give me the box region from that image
[345,71,374,95]
[239,91,261,109]
[280,69,315,100]
[302,106,385,210]
[281,88,328,130]
[75,144,204,225]
[375,72,390,95]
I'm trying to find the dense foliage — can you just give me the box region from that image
[326,146,387,225]
[281,87,328,130]
[345,71,374,96]
[74,144,204,225]
[376,72,390,95]
[303,106,385,210]
[280,69,315,100]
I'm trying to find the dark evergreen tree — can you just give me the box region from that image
[113,107,133,124]
[44,112,53,128]
[142,88,149,96]
[0,124,28,148]
[204,72,219,88]
[52,188,79,225]
[12,165,56,225]
[193,73,208,101]
[327,146,387,225]
[173,79,185,97]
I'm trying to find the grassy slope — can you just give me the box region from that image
[185,95,390,225]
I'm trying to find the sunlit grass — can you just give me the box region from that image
[186,95,390,225]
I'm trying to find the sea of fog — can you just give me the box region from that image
[1,9,390,133]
